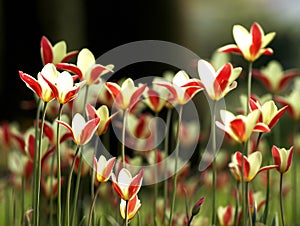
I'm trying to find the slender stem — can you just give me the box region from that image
[5,186,11,226]
[246,182,253,226]
[255,132,263,151]
[246,61,253,115]
[21,176,25,225]
[241,142,247,226]
[187,215,194,226]
[91,137,99,226]
[262,169,270,224]
[125,200,129,226]
[234,181,240,226]
[292,121,298,225]
[211,101,217,226]
[34,101,48,226]
[153,112,159,225]
[163,108,172,224]
[66,145,80,226]
[88,185,101,226]
[32,99,42,224]
[168,105,183,226]
[56,104,64,226]
[279,173,285,226]
[71,151,84,226]
[121,109,128,168]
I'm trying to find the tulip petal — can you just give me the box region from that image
[41,36,53,65]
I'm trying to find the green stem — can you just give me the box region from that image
[292,122,298,225]
[234,181,240,226]
[91,137,100,226]
[56,104,64,226]
[279,173,285,226]
[71,151,84,226]
[34,101,48,226]
[241,142,247,226]
[246,182,253,226]
[255,132,263,151]
[5,186,11,226]
[121,109,128,168]
[211,101,217,226]
[83,85,90,119]
[125,200,129,226]
[262,169,270,224]
[153,112,159,225]
[168,105,183,226]
[21,176,25,225]
[88,185,101,226]
[66,145,80,226]
[163,108,172,224]
[246,61,253,115]
[32,99,42,224]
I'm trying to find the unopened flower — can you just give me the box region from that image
[272,145,294,173]
[197,59,242,100]
[218,22,275,62]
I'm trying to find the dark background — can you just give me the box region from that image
[2,0,300,124]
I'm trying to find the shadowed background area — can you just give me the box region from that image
[1,0,300,124]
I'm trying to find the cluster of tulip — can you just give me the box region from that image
[1,21,300,226]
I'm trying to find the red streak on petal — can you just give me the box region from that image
[40,36,53,65]
[250,23,262,57]
[230,118,245,141]
[223,205,233,225]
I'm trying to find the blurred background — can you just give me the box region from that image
[1,0,300,123]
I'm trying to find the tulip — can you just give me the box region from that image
[153,70,204,105]
[41,176,64,199]
[272,145,294,173]
[197,59,242,100]
[218,22,276,62]
[19,63,60,102]
[41,63,85,104]
[56,113,100,146]
[112,168,144,201]
[229,151,277,182]
[94,155,116,183]
[143,84,170,113]
[120,195,141,220]
[56,48,114,85]
[217,205,235,226]
[40,36,78,65]
[252,60,300,94]
[106,78,147,110]
[216,109,270,143]
[249,97,288,130]
[275,89,300,120]
[85,103,118,136]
